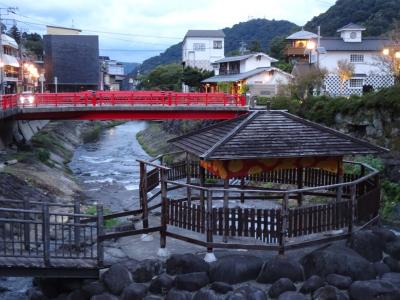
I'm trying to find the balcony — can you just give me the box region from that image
[284,47,309,57]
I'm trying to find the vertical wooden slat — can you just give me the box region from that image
[237,208,243,237]
[256,209,262,240]
[250,209,256,237]
[42,203,50,266]
[244,209,249,237]
[97,205,104,267]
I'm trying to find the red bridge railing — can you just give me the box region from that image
[1,91,247,111]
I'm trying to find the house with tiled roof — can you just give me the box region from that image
[286,23,394,97]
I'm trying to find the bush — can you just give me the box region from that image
[37,148,50,163]
[85,205,119,229]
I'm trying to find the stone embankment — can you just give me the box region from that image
[29,227,400,300]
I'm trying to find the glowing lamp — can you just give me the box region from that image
[382,48,390,56]
[395,51,400,59]
[306,41,316,50]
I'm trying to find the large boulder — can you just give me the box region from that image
[257,255,304,283]
[385,238,400,260]
[313,285,348,300]
[175,272,209,292]
[383,256,400,273]
[123,259,163,283]
[300,244,376,280]
[165,288,192,300]
[278,291,308,300]
[120,283,148,300]
[81,281,105,298]
[347,230,383,262]
[193,288,226,300]
[149,273,174,294]
[371,227,397,244]
[349,280,400,300]
[166,254,209,275]
[101,264,133,295]
[66,290,85,300]
[299,275,325,294]
[381,272,400,287]
[210,282,233,294]
[227,285,267,300]
[325,274,352,290]
[91,293,119,300]
[209,255,263,284]
[268,278,296,298]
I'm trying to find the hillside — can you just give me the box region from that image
[137,19,298,74]
[305,0,400,36]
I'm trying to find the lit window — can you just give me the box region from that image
[349,78,364,88]
[350,54,364,63]
[213,41,222,49]
[194,43,206,51]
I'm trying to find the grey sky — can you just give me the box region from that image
[3,0,335,63]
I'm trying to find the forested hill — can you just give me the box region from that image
[305,0,400,36]
[137,19,298,74]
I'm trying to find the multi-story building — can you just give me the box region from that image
[182,30,225,71]
[202,52,293,96]
[286,23,394,96]
[43,26,99,92]
[1,34,20,94]
[99,57,125,91]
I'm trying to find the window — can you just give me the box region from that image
[193,43,206,51]
[350,32,357,39]
[349,78,364,88]
[350,54,364,63]
[213,40,222,49]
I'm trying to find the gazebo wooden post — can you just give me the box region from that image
[223,179,229,243]
[139,161,149,229]
[159,168,168,251]
[336,160,343,202]
[297,167,304,206]
[199,163,206,207]
[240,177,245,203]
[279,193,289,255]
[348,184,356,234]
[185,152,192,206]
[206,190,214,254]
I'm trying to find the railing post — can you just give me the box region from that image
[160,168,168,250]
[139,162,149,229]
[297,167,304,206]
[348,184,356,234]
[74,200,81,250]
[336,176,343,202]
[96,205,104,267]
[240,177,245,203]
[279,193,289,255]
[23,198,30,250]
[186,153,192,206]
[199,164,205,207]
[206,190,213,252]
[223,179,229,243]
[42,203,50,266]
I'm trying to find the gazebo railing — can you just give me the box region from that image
[138,157,381,254]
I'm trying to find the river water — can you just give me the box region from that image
[69,121,151,211]
[1,121,151,299]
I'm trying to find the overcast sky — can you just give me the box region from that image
[3,0,335,63]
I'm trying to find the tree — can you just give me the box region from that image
[182,67,213,90]
[292,65,327,100]
[268,36,287,60]
[248,40,262,52]
[7,25,21,45]
[138,63,183,91]
[337,59,355,94]
[22,32,43,58]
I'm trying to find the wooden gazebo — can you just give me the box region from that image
[138,110,388,260]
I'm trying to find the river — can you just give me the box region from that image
[69,121,151,211]
[1,121,151,300]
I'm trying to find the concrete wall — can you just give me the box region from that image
[0,119,49,149]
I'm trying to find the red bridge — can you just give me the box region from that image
[0,91,248,120]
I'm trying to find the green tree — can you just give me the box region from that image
[138,63,183,91]
[182,67,213,90]
[7,25,21,45]
[268,36,287,60]
[22,32,43,58]
[248,40,263,52]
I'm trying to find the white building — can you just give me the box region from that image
[182,30,225,71]
[99,56,125,91]
[287,23,394,97]
[1,34,20,93]
[203,52,293,96]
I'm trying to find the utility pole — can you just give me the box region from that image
[0,6,18,95]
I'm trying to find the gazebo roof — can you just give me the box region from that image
[169,110,388,160]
